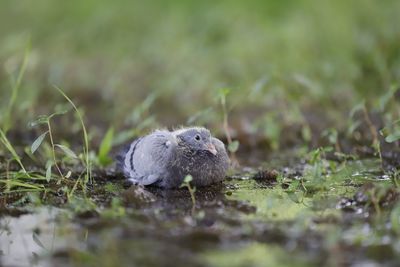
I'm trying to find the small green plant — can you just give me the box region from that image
[297,146,344,194]
[308,146,334,178]
[284,179,306,204]
[97,126,114,167]
[380,119,400,144]
[180,175,197,216]
[322,128,341,153]
[30,108,72,181]
[0,129,50,193]
[55,86,92,186]
[27,87,92,198]
[349,101,383,166]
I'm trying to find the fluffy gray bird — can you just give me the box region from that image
[119,127,230,188]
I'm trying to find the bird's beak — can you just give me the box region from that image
[205,143,217,155]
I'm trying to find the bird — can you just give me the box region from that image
[118,127,230,188]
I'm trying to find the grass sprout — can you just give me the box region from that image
[54,85,92,186]
[0,129,29,175]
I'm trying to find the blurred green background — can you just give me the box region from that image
[1,0,399,147]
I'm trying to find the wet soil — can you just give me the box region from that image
[1,153,400,267]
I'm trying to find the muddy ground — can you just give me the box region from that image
[1,148,400,267]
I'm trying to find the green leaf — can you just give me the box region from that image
[385,132,400,143]
[183,175,193,183]
[29,115,49,128]
[31,131,48,154]
[55,144,78,159]
[53,103,71,116]
[45,163,52,182]
[218,88,231,105]
[98,127,114,166]
[29,107,70,128]
[228,140,240,153]
[218,87,231,98]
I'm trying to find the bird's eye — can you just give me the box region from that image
[195,134,201,141]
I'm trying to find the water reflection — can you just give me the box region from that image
[0,207,80,267]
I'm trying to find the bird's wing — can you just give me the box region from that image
[124,130,177,185]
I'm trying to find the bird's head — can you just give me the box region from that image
[175,127,217,156]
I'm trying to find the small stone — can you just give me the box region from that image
[253,169,279,182]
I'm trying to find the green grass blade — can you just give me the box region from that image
[31,131,48,154]
[0,180,43,190]
[2,40,31,133]
[0,129,29,175]
[98,126,114,166]
[55,144,78,159]
[53,85,91,184]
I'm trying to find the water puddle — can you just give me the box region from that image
[0,207,90,267]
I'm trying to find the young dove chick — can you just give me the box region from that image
[119,127,230,188]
